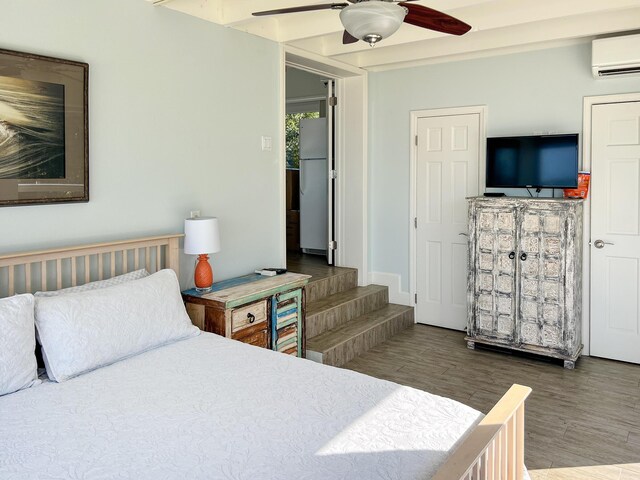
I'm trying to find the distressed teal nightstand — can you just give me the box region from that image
[182,273,310,357]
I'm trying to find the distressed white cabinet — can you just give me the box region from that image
[466,197,583,368]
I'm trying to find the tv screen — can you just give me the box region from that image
[486,134,579,188]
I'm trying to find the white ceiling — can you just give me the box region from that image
[149,0,640,71]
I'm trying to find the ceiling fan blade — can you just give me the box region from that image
[399,3,471,36]
[253,3,348,16]
[342,30,359,44]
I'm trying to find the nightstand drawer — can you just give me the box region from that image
[238,328,268,348]
[231,300,268,333]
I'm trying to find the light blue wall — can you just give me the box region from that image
[369,43,640,291]
[0,0,281,287]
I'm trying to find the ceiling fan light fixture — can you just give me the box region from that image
[339,2,407,46]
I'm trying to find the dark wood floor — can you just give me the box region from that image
[342,324,640,480]
[287,252,344,281]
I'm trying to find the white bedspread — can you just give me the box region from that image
[0,333,483,480]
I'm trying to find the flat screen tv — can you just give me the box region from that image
[486,134,579,188]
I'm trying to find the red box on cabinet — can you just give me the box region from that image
[564,172,590,199]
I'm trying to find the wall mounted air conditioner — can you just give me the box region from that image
[592,34,640,78]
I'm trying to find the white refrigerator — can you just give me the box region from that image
[299,118,328,255]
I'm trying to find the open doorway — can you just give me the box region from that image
[282,48,368,286]
[285,66,336,268]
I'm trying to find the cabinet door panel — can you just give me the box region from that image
[517,205,567,350]
[541,324,563,349]
[520,320,540,345]
[471,204,518,341]
[272,288,304,357]
[520,236,540,254]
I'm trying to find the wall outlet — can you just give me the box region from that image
[261,136,272,151]
[190,210,200,218]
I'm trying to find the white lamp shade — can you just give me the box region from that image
[339,2,407,43]
[184,217,221,255]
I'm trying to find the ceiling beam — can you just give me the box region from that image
[155,0,225,23]
[219,0,342,26]
[330,6,640,69]
[217,0,497,27]
[303,0,640,58]
[285,45,367,77]
[231,9,344,42]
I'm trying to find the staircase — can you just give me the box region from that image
[300,264,414,367]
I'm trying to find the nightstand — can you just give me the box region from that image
[182,273,310,357]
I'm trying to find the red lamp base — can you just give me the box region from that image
[194,254,213,292]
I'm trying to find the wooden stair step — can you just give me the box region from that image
[306,285,389,339]
[304,267,358,303]
[306,304,414,367]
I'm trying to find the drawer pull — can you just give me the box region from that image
[247,313,255,324]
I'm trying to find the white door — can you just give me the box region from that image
[591,101,640,364]
[416,113,480,329]
[326,80,336,266]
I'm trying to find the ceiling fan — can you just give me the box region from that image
[253,0,471,47]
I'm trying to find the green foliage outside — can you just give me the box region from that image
[286,112,319,169]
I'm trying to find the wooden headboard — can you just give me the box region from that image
[0,234,182,298]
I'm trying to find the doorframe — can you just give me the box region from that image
[409,105,487,317]
[582,91,640,356]
[281,46,369,285]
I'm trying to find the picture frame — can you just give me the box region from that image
[0,48,88,207]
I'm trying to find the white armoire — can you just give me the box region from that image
[465,197,583,368]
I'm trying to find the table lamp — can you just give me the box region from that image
[184,216,221,292]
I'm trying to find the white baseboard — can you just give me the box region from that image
[368,271,413,306]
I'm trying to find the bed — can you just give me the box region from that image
[0,234,531,480]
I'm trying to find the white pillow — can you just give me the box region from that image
[35,269,149,297]
[35,269,199,382]
[0,294,40,396]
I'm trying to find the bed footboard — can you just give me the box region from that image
[432,384,532,480]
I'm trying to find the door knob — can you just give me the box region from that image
[593,239,614,249]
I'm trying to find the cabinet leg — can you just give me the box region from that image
[467,340,475,350]
[563,360,575,369]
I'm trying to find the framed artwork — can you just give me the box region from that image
[0,48,88,207]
